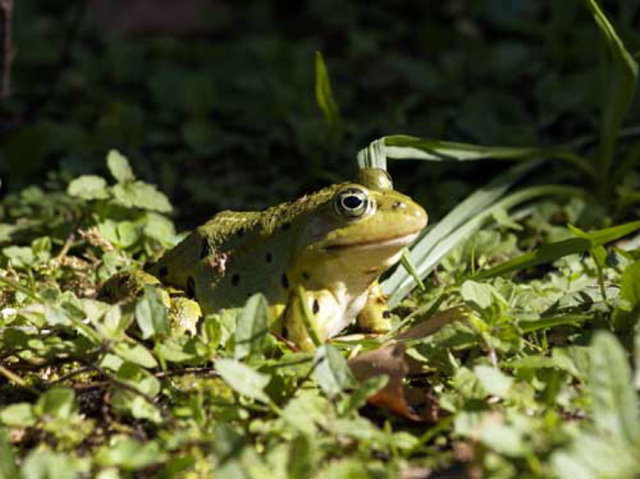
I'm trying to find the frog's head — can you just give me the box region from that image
[291,170,427,289]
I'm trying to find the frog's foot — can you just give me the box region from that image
[100,270,201,335]
[169,297,202,336]
[356,281,392,334]
[99,270,161,303]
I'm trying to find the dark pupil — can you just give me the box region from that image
[342,195,363,210]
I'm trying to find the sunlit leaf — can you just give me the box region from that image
[216,358,271,403]
[314,51,340,129]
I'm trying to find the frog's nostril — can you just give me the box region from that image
[392,201,405,209]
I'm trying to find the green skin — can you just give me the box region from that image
[120,169,427,351]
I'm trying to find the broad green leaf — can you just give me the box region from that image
[314,51,340,128]
[67,175,109,200]
[584,0,638,176]
[234,293,268,360]
[619,260,640,310]
[112,182,172,213]
[116,362,161,397]
[281,392,332,435]
[2,245,35,268]
[216,358,271,403]
[95,438,163,470]
[473,365,513,398]
[21,450,84,479]
[107,149,135,183]
[460,281,499,310]
[155,337,197,364]
[589,331,640,445]
[552,433,640,479]
[116,221,139,248]
[113,342,158,368]
[135,285,170,339]
[313,345,356,398]
[0,403,36,427]
[0,428,17,479]
[34,388,76,420]
[110,363,161,423]
[478,423,526,457]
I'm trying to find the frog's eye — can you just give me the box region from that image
[333,187,371,218]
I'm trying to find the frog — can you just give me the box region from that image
[106,168,427,351]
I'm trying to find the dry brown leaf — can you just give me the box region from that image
[394,306,470,341]
[348,343,437,421]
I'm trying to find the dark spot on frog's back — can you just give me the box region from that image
[382,310,391,319]
[158,266,169,279]
[313,299,320,314]
[265,252,273,263]
[200,238,211,259]
[281,273,289,289]
[231,274,240,286]
[186,276,196,298]
[302,271,310,281]
[281,222,291,231]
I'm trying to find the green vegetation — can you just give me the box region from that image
[2,0,640,478]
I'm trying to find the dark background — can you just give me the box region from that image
[0,0,638,227]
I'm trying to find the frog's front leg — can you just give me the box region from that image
[356,281,392,333]
[282,288,340,352]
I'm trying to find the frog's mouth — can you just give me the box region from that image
[324,231,420,252]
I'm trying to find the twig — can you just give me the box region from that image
[154,366,218,379]
[0,0,13,98]
[49,365,94,385]
[82,363,177,425]
[54,230,76,261]
[0,364,41,396]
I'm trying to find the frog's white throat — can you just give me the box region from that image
[315,231,419,339]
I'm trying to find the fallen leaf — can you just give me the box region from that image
[348,343,437,421]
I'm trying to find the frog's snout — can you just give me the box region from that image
[410,203,428,231]
[386,197,427,232]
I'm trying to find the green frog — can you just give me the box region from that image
[105,169,427,351]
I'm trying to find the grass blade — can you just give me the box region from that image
[474,219,640,280]
[383,135,542,161]
[381,157,576,305]
[314,51,340,129]
[584,0,638,179]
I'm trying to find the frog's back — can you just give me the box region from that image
[147,187,336,312]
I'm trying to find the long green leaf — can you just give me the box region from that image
[314,51,340,129]
[382,159,580,305]
[584,0,638,178]
[474,219,640,280]
[382,161,538,303]
[383,135,542,161]
[356,135,595,178]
